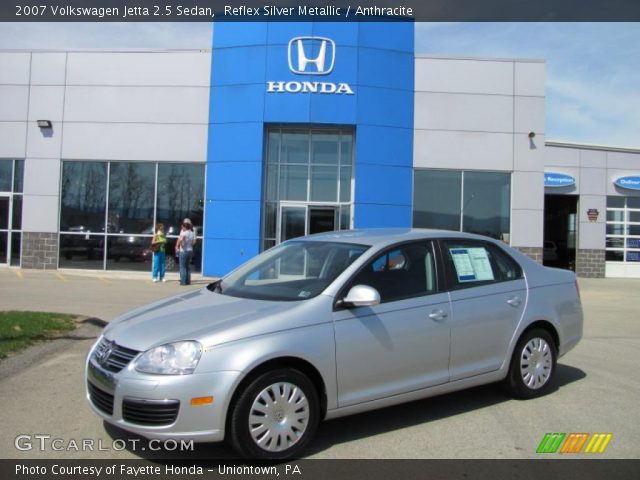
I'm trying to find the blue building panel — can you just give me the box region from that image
[263,88,312,123]
[308,90,358,125]
[211,46,267,86]
[357,48,414,90]
[210,85,266,124]
[354,164,413,206]
[356,125,413,167]
[204,200,261,240]
[208,122,264,163]
[203,238,261,277]
[356,86,414,129]
[354,203,412,229]
[207,162,262,201]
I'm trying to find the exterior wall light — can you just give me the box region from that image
[37,120,52,129]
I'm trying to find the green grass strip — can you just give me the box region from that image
[0,311,77,358]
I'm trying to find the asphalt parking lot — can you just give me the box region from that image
[0,268,638,459]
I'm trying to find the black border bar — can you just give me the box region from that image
[4,0,640,22]
[3,459,640,480]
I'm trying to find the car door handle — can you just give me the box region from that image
[428,309,448,321]
[507,296,522,307]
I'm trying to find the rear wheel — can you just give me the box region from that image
[503,329,557,399]
[228,368,319,460]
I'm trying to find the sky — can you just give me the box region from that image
[1,22,639,149]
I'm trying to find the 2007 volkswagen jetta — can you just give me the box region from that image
[86,229,583,459]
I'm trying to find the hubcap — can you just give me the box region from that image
[248,382,310,452]
[520,337,553,390]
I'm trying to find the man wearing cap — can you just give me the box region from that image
[175,218,196,285]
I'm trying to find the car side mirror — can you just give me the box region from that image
[342,285,381,308]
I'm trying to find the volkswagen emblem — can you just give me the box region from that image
[96,340,114,365]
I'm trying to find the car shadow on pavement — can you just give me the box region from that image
[103,364,586,461]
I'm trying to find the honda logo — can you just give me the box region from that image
[288,37,335,75]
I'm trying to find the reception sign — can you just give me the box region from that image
[544,172,576,188]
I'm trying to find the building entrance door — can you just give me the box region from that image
[278,203,338,243]
[544,194,578,270]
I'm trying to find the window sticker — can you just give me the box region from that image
[467,248,494,281]
[450,247,494,283]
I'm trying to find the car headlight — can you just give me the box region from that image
[134,341,203,375]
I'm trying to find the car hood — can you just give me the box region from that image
[103,288,331,352]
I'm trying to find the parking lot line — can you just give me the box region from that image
[55,273,68,282]
[15,270,23,280]
[98,277,112,284]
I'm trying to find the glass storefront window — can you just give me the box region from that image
[58,233,106,270]
[279,165,308,201]
[0,160,12,192]
[59,160,205,271]
[413,169,511,240]
[108,162,155,234]
[606,195,640,263]
[312,133,339,165]
[0,233,7,263]
[1,159,24,266]
[60,162,107,233]
[10,232,21,266]
[310,166,338,202]
[106,235,154,272]
[281,133,309,164]
[263,128,354,251]
[339,166,352,203]
[0,197,8,229]
[413,170,463,232]
[13,160,24,193]
[462,172,511,239]
[12,195,22,230]
[156,163,205,237]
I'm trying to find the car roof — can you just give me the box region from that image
[298,228,502,248]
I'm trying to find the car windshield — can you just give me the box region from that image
[218,241,369,301]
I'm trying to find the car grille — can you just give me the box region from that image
[122,397,180,426]
[94,337,140,373]
[87,382,114,415]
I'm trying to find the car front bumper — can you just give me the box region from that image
[85,347,241,443]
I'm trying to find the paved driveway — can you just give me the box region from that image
[0,269,638,459]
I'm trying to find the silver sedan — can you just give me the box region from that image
[85,229,583,459]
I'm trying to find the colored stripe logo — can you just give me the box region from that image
[537,433,612,454]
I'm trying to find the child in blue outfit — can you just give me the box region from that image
[151,223,167,282]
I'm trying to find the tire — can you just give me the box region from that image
[228,368,320,460]
[503,328,557,399]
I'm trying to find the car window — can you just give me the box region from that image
[222,241,368,301]
[350,242,437,303]
[443,240,522,289]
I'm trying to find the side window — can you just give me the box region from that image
[490,245,523,281]
[443,240,522,289]
[350,242,437,303]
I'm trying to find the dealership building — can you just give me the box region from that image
[1,22,639,278]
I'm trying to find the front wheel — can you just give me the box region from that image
[503,329,557,399]
[228,368,320,460]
